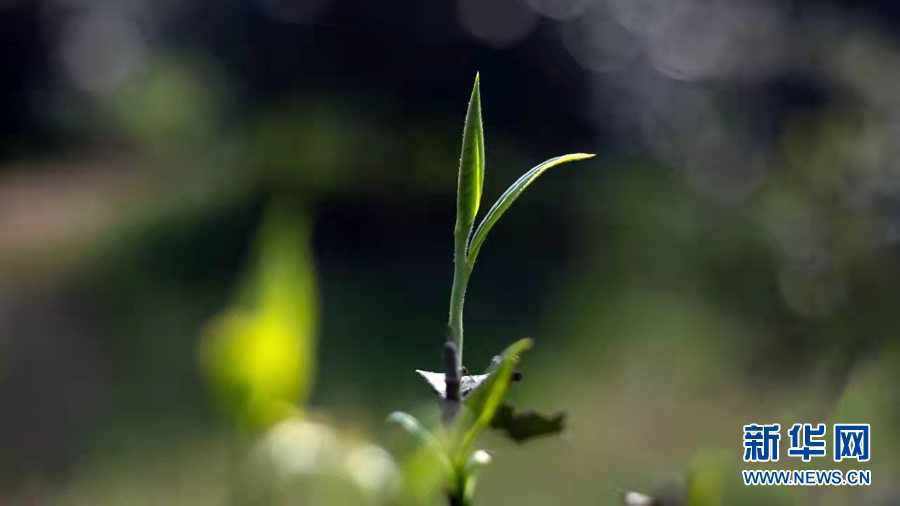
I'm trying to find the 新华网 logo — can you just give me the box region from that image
[743,423,781,462]
[743,423,869,462]
[833,424,870,463]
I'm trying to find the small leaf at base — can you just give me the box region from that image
[386,412,448,460]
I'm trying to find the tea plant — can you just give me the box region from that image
[387,74,593,506]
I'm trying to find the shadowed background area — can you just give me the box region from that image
[2,0,900,504]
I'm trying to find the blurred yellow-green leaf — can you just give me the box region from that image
[198,204,318,431]
[686,450,724,506]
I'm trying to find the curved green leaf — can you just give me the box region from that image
[455,73,485,237]
[386,411,453,473]
[387,412,456,502]
[386,412,443,452]
[455,338,533,455]
[466,153,594,271]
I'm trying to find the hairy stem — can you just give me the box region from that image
[447,226,470,374]
[442,342,462,424]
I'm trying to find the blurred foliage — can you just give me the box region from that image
[111,53,226,153]
[199,203,318,431]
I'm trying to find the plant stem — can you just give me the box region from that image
[446,471,471,506]
[448,492,467,506]
[448,226,470,372]
[442,342,461,424]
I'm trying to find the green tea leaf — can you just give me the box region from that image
[455,73,485,238]
[386,412,450,467]
[467,153,594,271]
[399,444,453,502]
[489,402,566,444]
[388,412,455,503]
[447,74,486,369]
[455,338,533,455]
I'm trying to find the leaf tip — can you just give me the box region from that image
[470,73,482,102]
[622,491,659,506]
[385,411,409,424]
[471,449,493,466]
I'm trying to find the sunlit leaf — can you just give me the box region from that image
[467,153,594,271]
[455,73,485,239]
[455,338,533,454]
[198,204,318,430]
[489,402,566,444]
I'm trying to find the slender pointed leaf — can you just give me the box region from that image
[386,412,442,452]
[448,74,485,365]
[455,73,485,238]
[464,339,532,422]
[466,153,594,271]
[386,412,453,474]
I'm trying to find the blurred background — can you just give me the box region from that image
[2,0,900,504]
